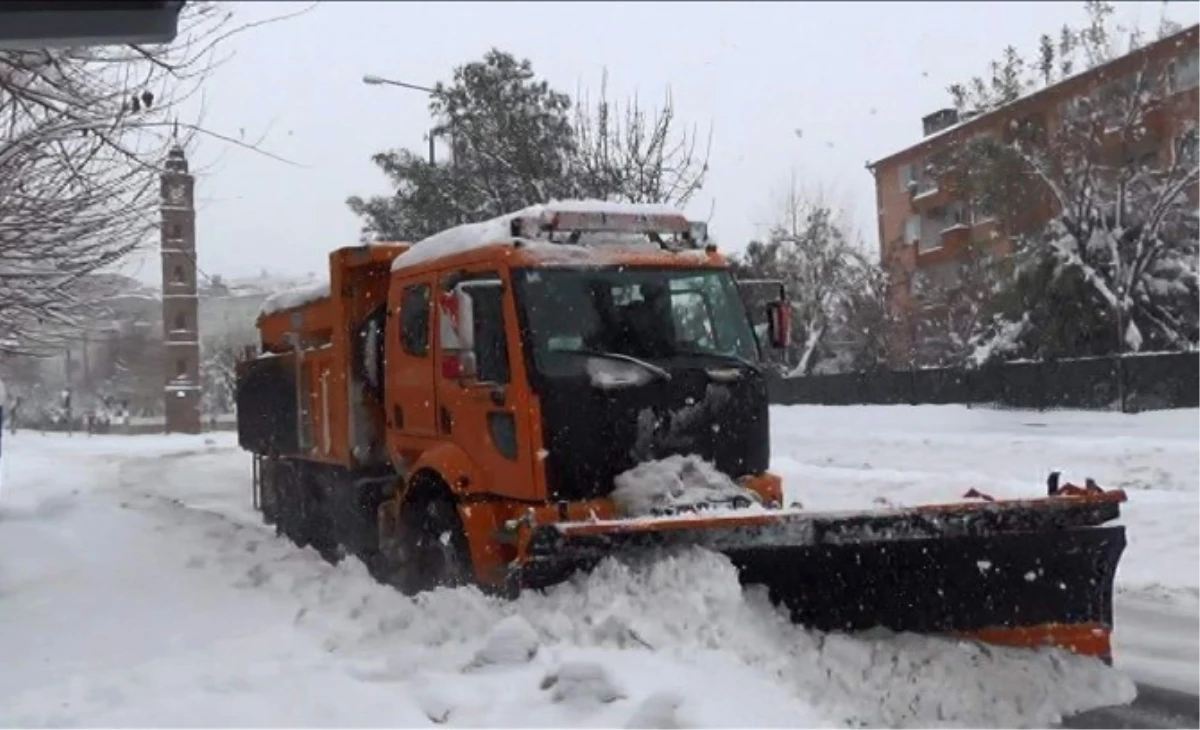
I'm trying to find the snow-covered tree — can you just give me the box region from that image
[732,182,875,375]
[911,243,1008,367]
[0,2,299,358]
[837,262,902,372]
[348,50,712,241]
[947,0,1174,113]
[571,70,711,207]
[99,317,164,417]
[347,50,577,241]
[938,2,1199,361]
[200,333,242,416]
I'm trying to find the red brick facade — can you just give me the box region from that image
[869,25,1199,365]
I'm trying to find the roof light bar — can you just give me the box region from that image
[510,208,692,240]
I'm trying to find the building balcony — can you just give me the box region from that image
[914,223,972,264]
[909,181,953,212]
[940,223,971,248]
[165,329,198,345]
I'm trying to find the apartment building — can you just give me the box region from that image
[868,24,1199,365]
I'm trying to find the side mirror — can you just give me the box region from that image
[438,288,475,380]
[765,299,792,349]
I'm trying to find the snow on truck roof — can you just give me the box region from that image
[389,199,702,270]
[258,280,330,318]
[258,201,706,318]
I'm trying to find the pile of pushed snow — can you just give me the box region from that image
[612,455,763,516]
[160,498,1132,728]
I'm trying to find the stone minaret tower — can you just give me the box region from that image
[160,144,202,434]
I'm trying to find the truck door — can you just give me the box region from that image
[436,269,536,500]
[386,279,438,443]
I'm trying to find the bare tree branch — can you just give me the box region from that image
[0,1,310,357]
[571,71,711,206]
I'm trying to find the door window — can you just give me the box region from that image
[469,282,510,385]
[400,284,431,357]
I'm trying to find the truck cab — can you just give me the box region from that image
[240,203,791,592]
[377,207,791,513]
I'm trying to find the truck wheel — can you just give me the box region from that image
[308,501,342,565]
[375,495,470,596]
[277,462,310,549]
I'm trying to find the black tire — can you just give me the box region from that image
[276,462,308,548]
[260,458,280,527]
[294,464,341,565]
[371,491,471,596]
[308,497,343,566]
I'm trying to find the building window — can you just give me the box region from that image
[904,215,921,244]
[971,196,997,225]
[898,163,917,192]
[1168,50,1199,94]
[171,265,186,284]
[1175,129,1198,167]
[169,223,182,239]
[941,201,968,228]
[918,214,942,253]
[174,312,186,331]
[176,359,187,377]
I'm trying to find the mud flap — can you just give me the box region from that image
[513,495,1126,659]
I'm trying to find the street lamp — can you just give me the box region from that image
[1114,285,1127,413]
[362,74,435,94]
[362,73,440,165]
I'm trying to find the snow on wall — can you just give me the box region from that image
[258,280,331,318]
[391,199,691,270]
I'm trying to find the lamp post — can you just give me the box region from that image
[362,73,440,166]
[1115,285,1126,413]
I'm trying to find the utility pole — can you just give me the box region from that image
[82,330,90,393]
[1115,286,1126,414]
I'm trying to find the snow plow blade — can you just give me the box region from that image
[513,486,1127,661]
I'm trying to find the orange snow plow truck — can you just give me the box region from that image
[235,201,1128,661]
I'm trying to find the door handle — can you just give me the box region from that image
[489,386,507,407]
[464,384,507,407]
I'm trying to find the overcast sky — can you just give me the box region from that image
[121,0,1200,286]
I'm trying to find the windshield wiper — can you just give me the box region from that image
[554,348,672,381]
[673,346,759,371]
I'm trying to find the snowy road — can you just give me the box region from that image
[768,405,1200,696]
[0,404,1194,727]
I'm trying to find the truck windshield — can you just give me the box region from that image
[514,267,760,376]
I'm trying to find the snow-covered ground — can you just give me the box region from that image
[0,404,1194,727]
[768,405,1199,696]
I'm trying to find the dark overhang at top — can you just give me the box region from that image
[0,1,185,51]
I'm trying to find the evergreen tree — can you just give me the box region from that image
[348,51,711,242]
[347,49,578,242]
